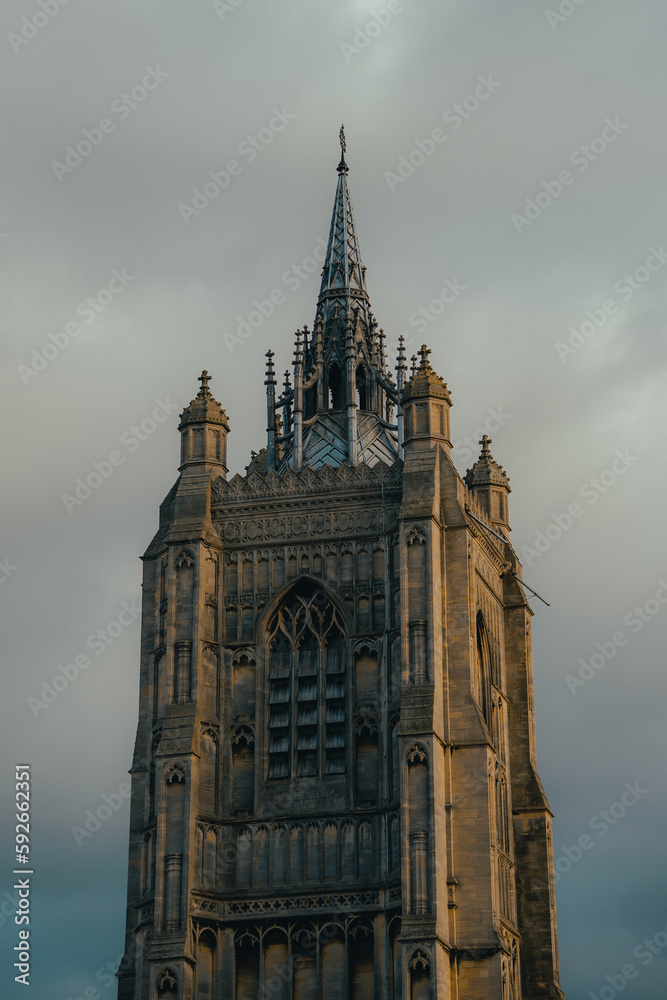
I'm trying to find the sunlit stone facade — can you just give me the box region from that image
[117,139,565,1000]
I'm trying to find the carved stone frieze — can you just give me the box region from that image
[212,460,402,504]
[216,506,397,545]
[227,890,380,915]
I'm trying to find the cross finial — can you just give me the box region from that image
[410,354,418,376]
[198,370,211,397]
[338,123,348,174]
[480,434,492,454]
[264,350,276,386]
[418,344,432,368]
[294,329,303,364]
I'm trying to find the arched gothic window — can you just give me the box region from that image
[328,363,342,409]
[356,364,368,410]
[267,583,347,780]
[475,612,492,728]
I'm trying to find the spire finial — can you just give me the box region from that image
[410,354,418,376]
[418,344,432,369]
[338,123,348,174]
[294,328,303,364]
[197,370,211,398]
[396,335,407,368]
[264,350,276,386]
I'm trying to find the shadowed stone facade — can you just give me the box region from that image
[117,135,566,999]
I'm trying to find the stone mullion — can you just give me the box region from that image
[347,636,356,809]
[374,911,389,1000]
[290,645,297,781]
[258,925,265,999]
[378,634,388,810]
[318,643,325,779]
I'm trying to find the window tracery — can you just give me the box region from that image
[267,584,347,780]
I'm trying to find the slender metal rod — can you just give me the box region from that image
[464,506,551,607]
[464,507,507,544]
[513,575,551,607]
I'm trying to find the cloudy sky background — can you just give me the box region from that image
[1,0,666,996]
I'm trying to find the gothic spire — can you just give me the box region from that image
[316,126,371,335]
[268,131,400,471]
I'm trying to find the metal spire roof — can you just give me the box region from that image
[315,126,372,332]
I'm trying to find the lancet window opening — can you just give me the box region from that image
[327,362,343,410]
[475,611,492,729]
[267,584,347,780]
[356,363,368,410]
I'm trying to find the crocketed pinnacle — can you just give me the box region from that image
[402,344,452,403]
[179,370,229,429]
[464,435,510,490]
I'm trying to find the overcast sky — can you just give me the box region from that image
[1,1,666,997]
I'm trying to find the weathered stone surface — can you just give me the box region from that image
[117,147,565,1000]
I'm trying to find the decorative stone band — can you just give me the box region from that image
[191,887,402,917]
[217,506,396,544]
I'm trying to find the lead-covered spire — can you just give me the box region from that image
[268,130,399,471]
[316,125,372,335]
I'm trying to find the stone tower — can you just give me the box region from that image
[117,132,566,1000]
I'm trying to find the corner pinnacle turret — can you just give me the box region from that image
[465,434,511,532]
[178,370,229,475]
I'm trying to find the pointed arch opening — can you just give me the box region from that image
[356,364,368,411]
[475,611,492,729]
[266,580,348,781]
[327,363,343,409]
[196,930,216,1000]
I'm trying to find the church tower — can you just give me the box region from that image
[117,131,566,1000]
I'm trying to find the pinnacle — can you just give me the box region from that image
[401,342,451,404]
[179,369,228,429]
[197,369,212,398]
[465,435,510,489]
